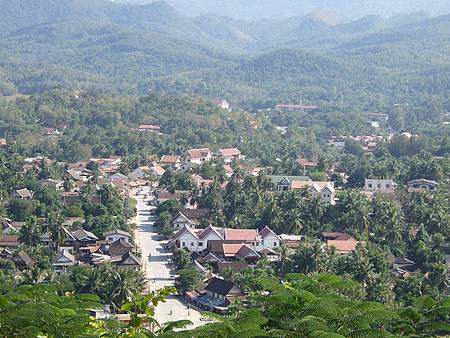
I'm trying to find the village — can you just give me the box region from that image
[0,128,446,325]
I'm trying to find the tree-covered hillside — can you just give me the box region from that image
[0,0,449,111]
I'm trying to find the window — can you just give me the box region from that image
[198,242,203,247]
[182,242,185,247]
[368,183,373,188]
[191,242,194,247]
[386,184,390,189]
[273,241,277,247]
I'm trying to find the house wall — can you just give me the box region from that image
[364,179,394,193]
[106,234,129,243]
[256,233,280,251]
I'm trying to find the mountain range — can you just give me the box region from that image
[114,0,450,20]
[0,0,449,111]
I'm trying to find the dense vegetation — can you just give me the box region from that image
[0,0,449,111]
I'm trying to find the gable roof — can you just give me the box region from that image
[326,240,362,253]
[103,229,131,238]
[119,252,141,266]
[71,229,99,241]
[187,148,212,159]
[224,229,258,241]
[219,148,241,157]
[198,225,223,240]
[160,155,181,163]
[0,235,19,247]
[16,188,33,199]
[258,226,278,240]
[173,224,200,240]
[407,178,439,186]
[54,250,76,264]
[321,232,354,241]
[178,208,210,221]
[205,277,242,297]
[14,250,36,267]
[268,175,310,185]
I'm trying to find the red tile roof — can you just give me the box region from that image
[219,148,241,157]
[187,148,212,159]
[160,155,180,163]
[224,229,258,241]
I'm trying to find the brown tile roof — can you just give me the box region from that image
[258,226,277,239]
[187,148,212,159]
[160,155,180,163]
[179,208,210,221]
[322,232,354,241]
[224,229,258,241]
[222,243,244,256]
[326,240,363,253]
[0,235,19,247]
[219,148,241,157]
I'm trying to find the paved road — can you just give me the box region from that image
[133,187,203,328]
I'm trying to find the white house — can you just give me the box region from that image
[103,229,132,243]
[212,99,230,111]
[364,179,395,193]
[171,209,210,229]
[53,250,77,273]
[184,148,213,167]
[174,225,281,253]
[218,148,242,163]
[291,181,336,205]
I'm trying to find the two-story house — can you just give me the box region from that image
[171,208,210,229]
[291,181,336,205]
[184,148,213,167]
[218,148,243,163]
[103,229,131,243]
[364,179,395,193]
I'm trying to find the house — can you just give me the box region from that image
[407,179,439,193]
[103,229,131,243]
[268,175,310,192]
[321,232,354,241]
[115,252,141,271]
[212,243,260,265]
[295,158,318,170]
[155,191,186,205]
[71,229,99,248]
[275,104,318,113]
[150,165,165,178]
[62,192,82,205]
[107,239,134,256]
[53,250,77,273]
[257,226,281,251]
[11,250,36,270]
[160,155,182,169]
[15,188,33,200]
[218,148,242,163]
[174,225,280,254]
[174,225,224,253]
[393,257,418,278]
[364,179,395,193]
[171,208,210,229]
[137,124,161,132]
[280,234,302,248]
[223,165,234,178]
[184,148,213,166]
[240,164,262,177]
[291,181,336,205]
[212,99,230,110]
[43,127,60,136]
[128,167,149,181]
[326,240,363,255]
[0,235,19,249]
[191,174,214,189]
[204,277,243,303]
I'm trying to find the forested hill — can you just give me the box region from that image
[116,0,450,20]
[0,0,449,111]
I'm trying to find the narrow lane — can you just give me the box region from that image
[133,186,203,328]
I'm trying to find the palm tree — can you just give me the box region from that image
[276,242,290,277]
[44,212,66,252]
[19,216,43,246]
